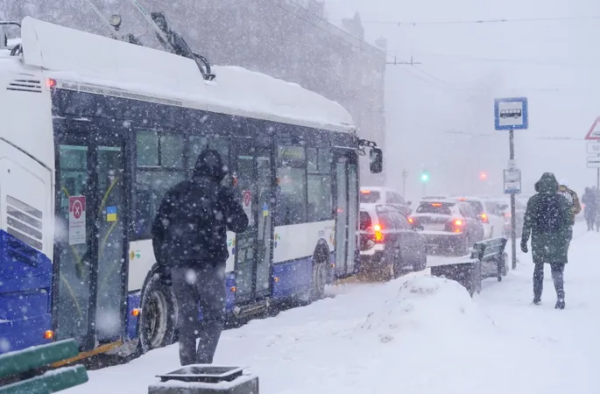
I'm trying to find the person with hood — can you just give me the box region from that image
[152,149,248,365]
[581,187,598,231]
[557,179,581,241]
[521,173,571,309]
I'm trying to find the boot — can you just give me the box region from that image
[555,299,565,309]
[533,296,541,305]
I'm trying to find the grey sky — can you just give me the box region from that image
[326,0,600,200]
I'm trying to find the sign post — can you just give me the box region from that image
[585,117,600,188]
[495,97,528,270]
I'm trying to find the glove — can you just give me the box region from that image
[157,265,172,287]
[520,242,528,254]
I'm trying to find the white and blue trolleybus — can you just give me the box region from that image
[0,16,383,361]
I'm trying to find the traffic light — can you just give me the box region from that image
[479,171,488,180]
[421,171,430,182]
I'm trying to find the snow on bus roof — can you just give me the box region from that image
[19,17,355,133]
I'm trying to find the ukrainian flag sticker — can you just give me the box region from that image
[106,206,117,222]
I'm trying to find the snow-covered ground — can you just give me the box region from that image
[65,223,599,394]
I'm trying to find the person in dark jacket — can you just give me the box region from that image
[521,173,571,309]
[152,149,248,366]
[581,187,598,231]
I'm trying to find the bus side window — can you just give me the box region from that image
[276,145,307,226]
[307,148,332,222]
[133,129,187,238]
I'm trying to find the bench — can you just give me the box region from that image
[0,339,89,394]
[430,237,508,297]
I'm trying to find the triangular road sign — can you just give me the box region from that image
[585,117,600,140]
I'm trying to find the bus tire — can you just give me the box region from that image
[138,270,177,354]
[310,246,330,301]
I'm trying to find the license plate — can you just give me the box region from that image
[424,223,445,231]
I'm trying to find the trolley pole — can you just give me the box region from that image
[402,169,408,199]
[509,129,517,270]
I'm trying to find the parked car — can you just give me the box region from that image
[359,204,427,280]
[360,186,412,217]
[455,197,505,239]
[409,199,485,256]
[485,196,525,237]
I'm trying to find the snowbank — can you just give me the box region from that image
[357,275,495,344]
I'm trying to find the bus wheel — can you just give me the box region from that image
[310,257,328,301]
[139,273,176,353]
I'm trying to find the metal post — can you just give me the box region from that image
[597,167,599,189]
[402,169,408,199]
[509,129,517,269]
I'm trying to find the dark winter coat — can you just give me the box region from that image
[151,150,248,269]
[521,173,571,265]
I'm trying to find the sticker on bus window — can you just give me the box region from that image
[242,190,253,226]
[106,206,117,222]
[69,196,86,245]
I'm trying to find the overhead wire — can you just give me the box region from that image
[354,15,600,26]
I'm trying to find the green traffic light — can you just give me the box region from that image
[421,173,429,182]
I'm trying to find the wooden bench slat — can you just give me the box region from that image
[0,365,88,394]
[0,340,79,379]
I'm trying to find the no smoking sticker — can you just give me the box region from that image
[242,190,253,226]
[69,196,86,245]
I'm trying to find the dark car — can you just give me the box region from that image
[409,199,485,256]
[359,204,427,280]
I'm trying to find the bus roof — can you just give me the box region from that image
[19,17,355,133]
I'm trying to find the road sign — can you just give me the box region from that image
[587,142,600,154]
[503,168,521,194]
[586,156,600,168]
[585,117,600,140]
[495,97,528,130]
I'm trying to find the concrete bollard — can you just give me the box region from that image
[148,365,259,394]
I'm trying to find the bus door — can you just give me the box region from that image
[333,151,359,276]
[233,140,273,303]
[54,130,129,351]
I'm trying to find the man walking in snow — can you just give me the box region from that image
[521,173,571,309]
[557,179,581,243]
[152,149,248,365]
[581,187,598,231]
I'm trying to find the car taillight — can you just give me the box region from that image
[373,224,384,242]
[479,213,489,223]
[408,217,414,224]
[451,219,464,233]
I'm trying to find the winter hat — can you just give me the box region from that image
[534,172,559,194]
[193,149,226,182]
[559,179,568,187]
